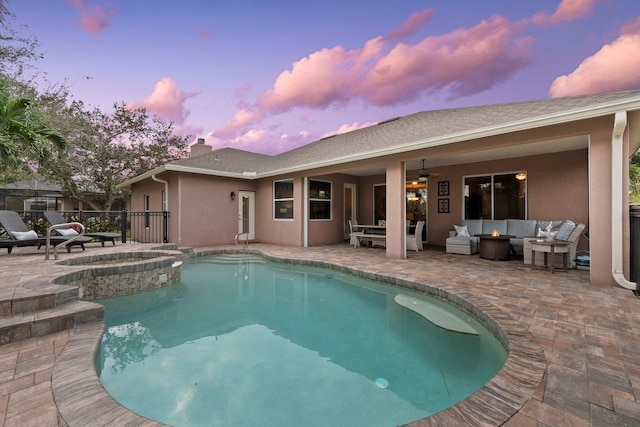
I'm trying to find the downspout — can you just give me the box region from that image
[151,174,169,211]
[151,174,170,243]
[611,111,637,290]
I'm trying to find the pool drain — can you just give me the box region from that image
[374,377,390,391]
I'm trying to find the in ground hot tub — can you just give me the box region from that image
[54,251,183,299]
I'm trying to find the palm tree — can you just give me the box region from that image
[0,77,67,168]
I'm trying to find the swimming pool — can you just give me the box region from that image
[96,254,507,426]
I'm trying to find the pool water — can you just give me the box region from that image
[96,255,507,427]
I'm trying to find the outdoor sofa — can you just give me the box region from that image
[446,219,585,266]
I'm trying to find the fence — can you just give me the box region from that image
[16,210,170,244]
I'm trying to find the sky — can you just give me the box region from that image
[7,0,640,155]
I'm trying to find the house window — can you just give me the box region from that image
[464,172,527,220]
[309,179,331,220]
[274,179,294,220]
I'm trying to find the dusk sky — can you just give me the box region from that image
[8,0,640,155]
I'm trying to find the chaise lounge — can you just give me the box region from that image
[44,211,120,247]
[0,210,92,253]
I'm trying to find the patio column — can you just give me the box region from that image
[385,160,406,259]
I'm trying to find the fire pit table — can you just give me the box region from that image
[475,234,515,261]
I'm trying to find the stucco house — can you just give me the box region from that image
[117,90,640,289]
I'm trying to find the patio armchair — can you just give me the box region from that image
[349,219,368,248]
[406,220,425,251]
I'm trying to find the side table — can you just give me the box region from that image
[530,240,571,273]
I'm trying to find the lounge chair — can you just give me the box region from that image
[0,210,91,253]
[43,211,120,247]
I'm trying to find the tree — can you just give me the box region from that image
[0,77,66,171]
[42,101,189,211]
[631,151,640,204]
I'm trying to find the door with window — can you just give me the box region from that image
[238,191,255,240]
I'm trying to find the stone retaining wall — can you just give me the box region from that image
[53,251,182,299]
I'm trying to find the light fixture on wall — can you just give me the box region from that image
[515,172,527,181]
[230,191,236,200]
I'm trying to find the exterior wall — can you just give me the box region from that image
[127,114,630,286]
[427,149,589,251]
[359,174,386,225]
[254,176,303,246]
[129,178,166,243]
[306,173,358,246]
[174,173,256,246]
[255,173,360,246]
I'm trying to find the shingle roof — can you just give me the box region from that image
[118,90,640,187]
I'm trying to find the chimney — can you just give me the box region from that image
[190,138,212,157]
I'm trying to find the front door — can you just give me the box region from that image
[238,191,255,240]
[344,183,357,239]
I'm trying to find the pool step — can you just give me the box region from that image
[0,286,104,345]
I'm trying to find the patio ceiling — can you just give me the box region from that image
[346,134,589,177]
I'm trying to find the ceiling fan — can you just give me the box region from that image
[418,159,430,181]
[407,159,442,183]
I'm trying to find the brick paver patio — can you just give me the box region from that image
[1,242,639,426]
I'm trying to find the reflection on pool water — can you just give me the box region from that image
[96,254,507,427]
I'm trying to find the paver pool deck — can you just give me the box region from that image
[1,242,640,426]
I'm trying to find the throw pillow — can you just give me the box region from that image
[11,230,38,241]
[57,228,79,237]
[454,225,470,237]
[555,220,575,241]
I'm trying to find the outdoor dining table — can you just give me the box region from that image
[353,224,386,247]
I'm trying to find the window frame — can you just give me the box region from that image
[273,179,294,221]
[309,179,332,221]
[463,171,527,220]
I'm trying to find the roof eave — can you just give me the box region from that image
[258,96,640,178]
[117,94,640,185]
[116,164,258,189]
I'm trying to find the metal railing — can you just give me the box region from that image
[16,210,170,245]
[235,232,249,245]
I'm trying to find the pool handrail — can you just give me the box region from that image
[45,222,86,260]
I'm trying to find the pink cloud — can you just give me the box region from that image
[213,107,266,139]
[257,46,362,112]
[531,0,600,27]
[382,9,434,42]
[549,18,640,97]
[321,122,377,139]
[258,13,530,111]
[129,77,197,124]
[210,8,538,153]
[361,15,532,104]
[67,0,117,35]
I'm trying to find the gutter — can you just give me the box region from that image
[151,174,169,211]
[611,111,637,290]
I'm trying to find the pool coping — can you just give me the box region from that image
[51,247,546,426]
